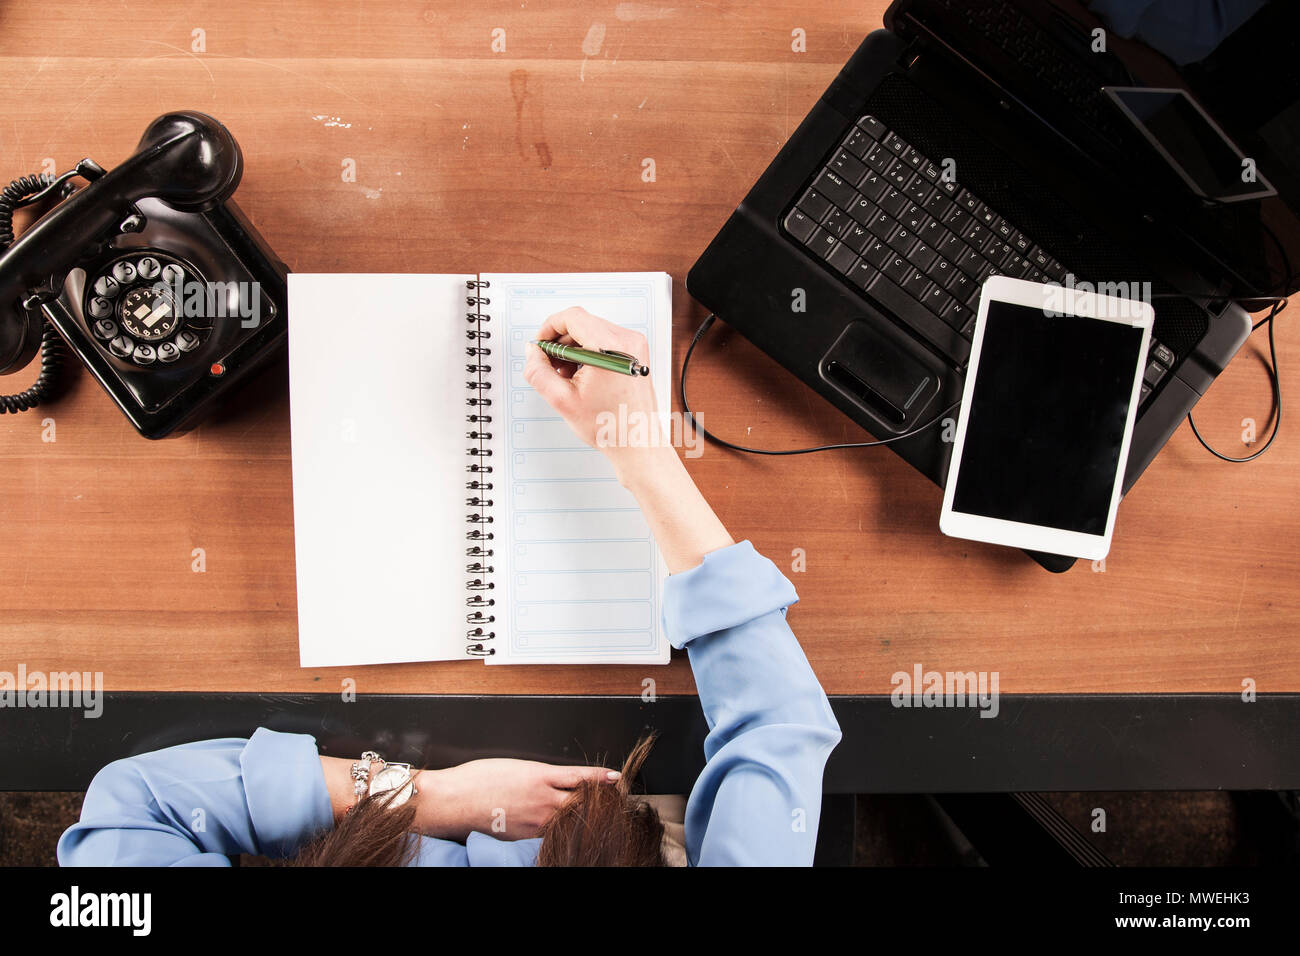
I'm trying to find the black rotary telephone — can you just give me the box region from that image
[0,112,288,438]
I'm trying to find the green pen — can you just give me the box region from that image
[531,340,650,376]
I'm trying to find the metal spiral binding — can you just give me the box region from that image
[464,279,496,656]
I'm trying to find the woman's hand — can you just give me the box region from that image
[522,306,671,486]
[414,758,619,842]
[523,305,735,574]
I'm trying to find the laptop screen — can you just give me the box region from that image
[892,0,1300,300]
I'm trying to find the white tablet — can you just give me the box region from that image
[939,276,1153,561]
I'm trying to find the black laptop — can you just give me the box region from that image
[686,0,1300,571]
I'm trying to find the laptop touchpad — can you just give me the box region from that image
[818,322,941,434]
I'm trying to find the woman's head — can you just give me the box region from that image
[535,735,664,867]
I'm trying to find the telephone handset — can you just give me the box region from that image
[0,112,289,438]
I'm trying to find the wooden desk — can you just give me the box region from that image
[1,1,1296,715]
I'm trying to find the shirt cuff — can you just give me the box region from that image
[240,728,333,857]
[661,540,799,649]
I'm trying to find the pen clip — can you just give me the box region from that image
[598,350,637,360]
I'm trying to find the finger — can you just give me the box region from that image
[548,765,622,789]
[523,342,577,414]
[537,307,625,351]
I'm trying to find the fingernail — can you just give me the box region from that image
[606,770,621,781]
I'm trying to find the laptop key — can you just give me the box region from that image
[884,254,911,284]
[862,237,891,268]
[828,242,859,275]
[946,269,974,300]
[900,145,925,169]
[863,142,893,174]
[960,310,977,340]
[846,257,878,290]
[887,225,919,256]
[884,159,911,187]
[920,284,954,316]
[955,247,989,278]
[904,176,932,205]
[858,171,889,202]
[858,115,885,139]
[902,268,932,299]
[829,149,868,185]
[1152,342,1176,367]
[927,256,954,285]
[843,221,872,254]
[918,217,945,248]
[985,240,1014,267]
[1005,254,1033,277]
[813,169,856,209]
[1143,359,1169,387]
[910,242,938,271]
[882,131,909,156]
[867,211,897,241]
[843,126,872,158]
[960,220,992,250]
[942,206,972,234]
[878,188,909,218]
[938,232,967,260]
[846,194,878,224]
[824,207,852,237]
[805,227,840,260]
[955,188,980,214]
[900,203,929,233]
[784,208,819,243]
[920,161,941,183]
[798,188,832,222]
[923,191,953,218]
[942,298,972,331]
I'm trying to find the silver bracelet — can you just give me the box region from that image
[349,750,383,808]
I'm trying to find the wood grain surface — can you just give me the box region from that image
[0,1,1295,695]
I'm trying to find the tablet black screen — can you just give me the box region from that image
[950,300,1144,536]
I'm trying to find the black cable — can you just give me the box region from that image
[679,313,961,455]
[1185,296,1285,462]
[0,172,66,413]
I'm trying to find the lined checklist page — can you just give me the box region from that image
[484,273,672,664]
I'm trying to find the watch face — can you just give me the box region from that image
[369,766,416,807]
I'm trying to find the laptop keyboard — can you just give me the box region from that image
[782,114,1175,405]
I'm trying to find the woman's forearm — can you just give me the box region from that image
[617,445,734,574]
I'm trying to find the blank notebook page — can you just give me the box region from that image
[288,273,472,666]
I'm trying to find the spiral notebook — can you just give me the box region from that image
[287,272,672,667]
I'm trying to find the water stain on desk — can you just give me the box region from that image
[510,69,553,169]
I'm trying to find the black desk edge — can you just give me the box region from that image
[2,692,1296,792]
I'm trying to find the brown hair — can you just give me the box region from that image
[536,734,665,867]
[292,788,420,867]
[289,735,664,867]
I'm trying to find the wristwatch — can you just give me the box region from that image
[350,750,419,810]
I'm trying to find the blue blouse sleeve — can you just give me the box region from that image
[57,728,333,867]
[662,540,842,866]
